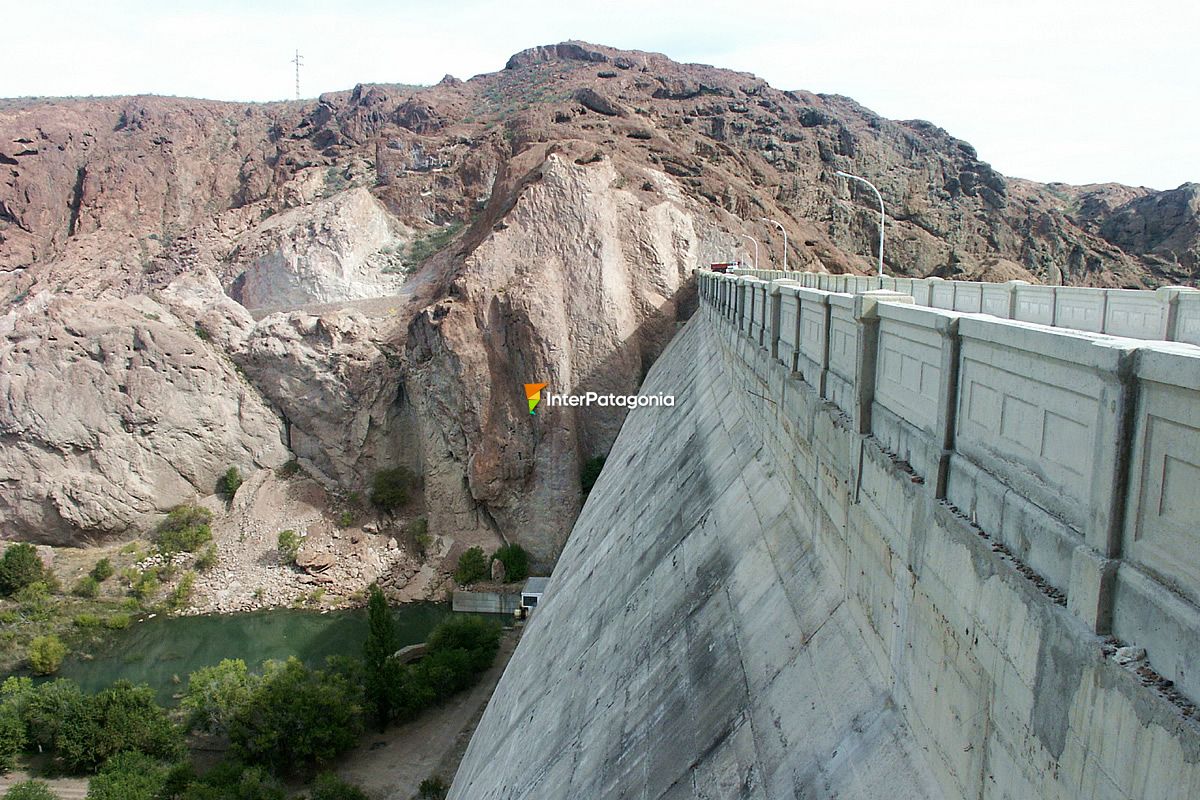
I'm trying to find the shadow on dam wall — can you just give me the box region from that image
[450,283,1200,799]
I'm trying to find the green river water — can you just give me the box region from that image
[46,603,453,705]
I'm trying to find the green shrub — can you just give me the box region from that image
[73,613,103,628]
[337,511,355,529]
[371,467,417,512]
[28,635,67,675]
[169,571,196,609]
[53,680,184,774]
[73,575,100,598]
[410,517,432,558]
[277,530,301,565]
[0,544,45,596]
[218,467,243,499]
[491,543,530,583]
[155,506,213,554]
[580,455,606,493]
[182,659,259,737]
[0,703,24,773]
[454,547,489,585]
[226,658,363,772]
[418,776,449,800]
[310,772,370,800]
[132,570,160,601]
[195,544,218,572]
[104,613,132,630]
[2,781,56,800]
[21,679,83,753]
[87,751,172,800]
[90,558,115,582]
[180,761,284,800]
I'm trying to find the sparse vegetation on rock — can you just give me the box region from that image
[276,530,301,565]
[218,466,244,499]
[370,467,418,513]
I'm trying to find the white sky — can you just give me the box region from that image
[5,0,1197,190]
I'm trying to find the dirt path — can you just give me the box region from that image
[0,773,88,799]
[335,626,521,799]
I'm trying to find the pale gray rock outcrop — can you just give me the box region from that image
[0,295,288,543]
[227,188,409,311]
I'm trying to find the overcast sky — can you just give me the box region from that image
[6,0,1196,190]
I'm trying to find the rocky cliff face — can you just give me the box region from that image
[0,42,1196,555]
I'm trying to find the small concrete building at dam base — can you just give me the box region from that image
[450,270,1200,799]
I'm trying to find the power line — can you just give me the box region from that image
[291,50,303,100]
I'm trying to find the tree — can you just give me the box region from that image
[0,544,45,596]
[180,762,285,800]
[418,776,449,800]
[86,751,172,800]
[491,543,530,583]
[0,703,24,773]
[363,584,399,728]
[454,547,489,585]
[182,659,259,737]
[2,781,56,800]
[21,679,84,753]
[54,681,183,774]
[370,468,416,512]
[226,658,363,772]
[28,635,67,676]
[310,772,370,800]
[426,615,502,674]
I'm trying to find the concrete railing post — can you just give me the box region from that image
[852,290,914,435]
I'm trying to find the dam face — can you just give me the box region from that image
[451,272,1200,799]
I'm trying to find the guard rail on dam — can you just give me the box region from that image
[451,271,1200,799]
[730,267,1200,344]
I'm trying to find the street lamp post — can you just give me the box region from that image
[760,218,787,271]
[834,171,886,277]
[739,234,760,270]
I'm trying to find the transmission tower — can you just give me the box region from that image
[291,50,303,100]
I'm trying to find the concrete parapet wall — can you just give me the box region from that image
[702,268,1200,709]
[696,272,1200,797]
[727,268,1200,344]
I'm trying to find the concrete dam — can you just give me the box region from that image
[451,271,1200,799]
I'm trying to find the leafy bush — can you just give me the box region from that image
[2,781,56,800]
[73,613,103,628]
[384,616,501,724]
[179,761,285,800]
[0,703,24,773]
[169,571,196,609]
[87,751,172,800]
[580,455,606,493]
[418,775,449,800]
[195,544,218,572]
[218,467,243,499]
[227,658,363,772]
[21,679,83,752]
[0,544,45,596]
[310,772,370,800]
[454,547,489,585]
[132,570,160,601]
[53,680,184,773]
[155,506,213,554]
[277,530,301,565]
[183,659,259,736]
[28,635,67,675]
[371,467,417,512]
[103,613,132,630]
[90,558,114,582]
[73,575,100,598]
[491,543,530,583]
[426,616,502,674]
[337,511,355,529]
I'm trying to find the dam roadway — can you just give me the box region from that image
[450,271,1200,799]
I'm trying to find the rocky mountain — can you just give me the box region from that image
[1,41,1196,561]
